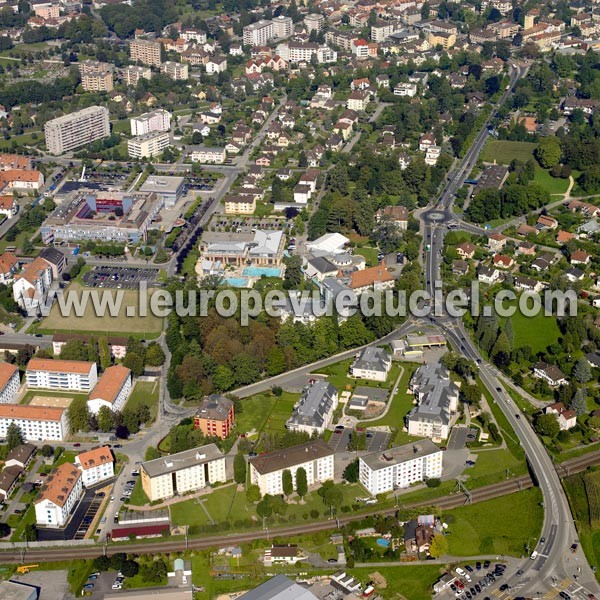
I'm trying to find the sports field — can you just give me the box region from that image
[29,395,73,408]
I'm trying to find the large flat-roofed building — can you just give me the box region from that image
[130,38,162,67]
[81,68,114,93]
[239,575,318,600]
[44,106,110,155]
[141,444,226,502]
[139,176,185,208]
[123,65,152,86]
[0,405,68,441]
[406,362,459,441]
[160,60,188,80]
[243,19,274,46]
[75,446,114,487]
[0,580,38,600]
[359,439,443,495]
[104,590,193,600]
[0,362,19,404]
[249,440,334,496]
[128,130,170,159]
[286,381,338,436]
[272,15,293,38]
[193,394,234,439]
[130,109,172,136]
[200,229,286,267]
[25,359,98,392]
[87,365,132,414]
[34,462,82,527]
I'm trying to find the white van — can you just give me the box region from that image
[530,551,538,560]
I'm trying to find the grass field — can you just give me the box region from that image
[127,477,150,507]
[124,380,160,422]
[36,282,163,337]
[235,394,277,438]
[20,389,88,406]
[464,448,528,489]
[509,310,561,355]
[563,471,600,580]
[317,355,401,393]
[355,246,380,267]
[444,488,544,556]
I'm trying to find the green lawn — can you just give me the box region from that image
[509,310,561,355]
[533,167,570,195]
[260,392,298,435]
[127,477,150,507]
[355,246,380,267]
[317,354,400,393]
[124,380,160,422]
[481,140,537,164]
[444,488,544,556]
[464,448,527,489]
[19,389,88,406]
[348,565,442,600]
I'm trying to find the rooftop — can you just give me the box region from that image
[142,444,223,478]
[26,358,95,375]
[76,446,114,471]
[35,462,81,508]
[361,439,441,471]
[89,365,131,403]
[195,394,234,422]
[286,381,338,430]
[239,575,318,600]
[249,439,333,475]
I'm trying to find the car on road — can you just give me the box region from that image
[540,537,545,544]
[559,593,570,600]
[499,585,510,592]
[516,570,523,576]
[83,584,94,590]
[476,562,481,570]
[483,561,490,569]
[73,443,81,447]
[465,565,473,573]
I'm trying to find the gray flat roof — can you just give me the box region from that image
[239,575,318,600]
[360,439,441,471]
[0,581,37,600]
[352,386,388,402]
[249,440,333,475]
[140,176,185,194]
[141,444,223,478]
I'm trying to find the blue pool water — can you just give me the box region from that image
[224,277,249,288]
[376,538,390,548]
[242,266,283,278]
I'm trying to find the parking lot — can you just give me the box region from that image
[185,175,218,191]
[328,427,390,453]
[82,266,159,289]
[211,215,290,233]
[74,494,104,540]
[448,426,479,450]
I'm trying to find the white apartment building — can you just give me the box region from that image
[87,365,132,414]
[130,109,172,136]
[128,130,170,159]
[272,15,293,38]
[206,56,227,74]
[35,463,82,527]
[249,440,334,496]
[123,65,152,86]
[44,106,110,155]
[25,359,98,392]
[141,444,226,502]
[12,256,53,313]
[0,363,19,404]
[190,146,226,164]
[75,446,115,487]
[160,61,188,80]
[130,38,162,67]
[359,440,443,495]
[394,82,418,97]
[0,405,68,441]
[243,20,274,46]
[181,28,207,44]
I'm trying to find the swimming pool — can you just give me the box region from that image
[224,277,250,288]
[242,266,283,278]
[376,538,390,548]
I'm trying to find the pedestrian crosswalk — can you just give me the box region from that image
[542,578,574,599]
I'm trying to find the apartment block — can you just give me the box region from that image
[75,446,114,487]
[304,13,325,33]
[160,61,188,80]
[44,106,110,155]
[0,363,19,404]
[359,440,443,495]
[249,440,334,496]
[34,463,82,527]
[81,69,114,93]
[141,444,226,502]
[87,365,132,414]
[130,109,172,136]
[25,359,98,392]
[12,256,53,313]
[128,130,170,159]
[0,405,68,441]
[193,394,235,439]
[190,146,226,164]
[130,38,162,67]
[272,15,293,38]
[243,20,274,46]
[123,65,152,86]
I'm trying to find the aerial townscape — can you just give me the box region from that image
[0,0,599,599]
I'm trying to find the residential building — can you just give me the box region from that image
[239,575,319,600]
[193,394,235,439]
[223,194,256,215]
[206,55,227,74]
[487,232,507,252]
[75,446,114,487]
[190,146,226,164]
[264,545,306,565]
[350,347,392,382]
[456,242,476,259]
[428,30,456,49]
[130,38,162,67]
[243,20,274,46]
[394,82,417,97]
[249,439,334,496]
[349,264,395,296]
[0,465,22,500]
[0,196,17,219]
[38,247,66,278]
[26,359,98,392]
[180,28,207,44]
[123,65,152,86]
[286,381,338,436]
[304,13,324,33]
[128,130,170,159]
[533,362,567,387]
[141,444,226,501]
[5,443,36,470]
[347,90,370,111]
[79,61,114,93]
[478,265,501,284]
[272,15,293,38]
[130,109,172,136]
[44,106,110,155]
[545,402,577,430]
[0,405,68,441]
[376,205,408,229]
[371,19,402,42]
[160,61,188,80]
[34,463,83,527]
[0,362,19,404]
[359,439,443,494]
[200,230,285,267]
[406,362,459,441]
[87,365,132,414]
[12,256,53,313]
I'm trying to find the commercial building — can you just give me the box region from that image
[190,146,226,164]
[34,462,83,527]
[141,444,226,502]
[128,130,170,159]
[75,446,115,487]
[160,61,189,80]
[193,394,235,439]
[0,362,19,404]
[25,359,98,392]
[44,106,110,155]
[240,575,318,600]
[286,381,338,436]
[87,365,132,414]
[406,362,459,441]
[249,439,334,496]
[139,176,185,208]
[200,230,286,267]
[243,20,274,46]
[130,38,162,67]
[350,346,391,382]
[359,440,443,495]
[0,405,68,441]
[0,581,38,600]
[130,109,172,136]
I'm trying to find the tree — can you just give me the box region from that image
[282,469,293,498]
[68,397,90,433]
[24,523,37,542]
[97,405,113,432]
[429,534,448,558]
[535,413,560,438]
[535,137,561,169]
[123,351,144,376]
[295,467,308,499]
[0,522,10,538]
[234,452,246,485]
[343,459,359,483]
[256,495,273,518]
[145,446,161,461]
[246,484,261,503]
[6,422,23,451]
[145,342,165,366]
[40,444,54,458]
[573,357,592,383]
[121,560,139,577]
[570,388,587,416]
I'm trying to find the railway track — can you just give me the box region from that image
[0,448,597,563]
